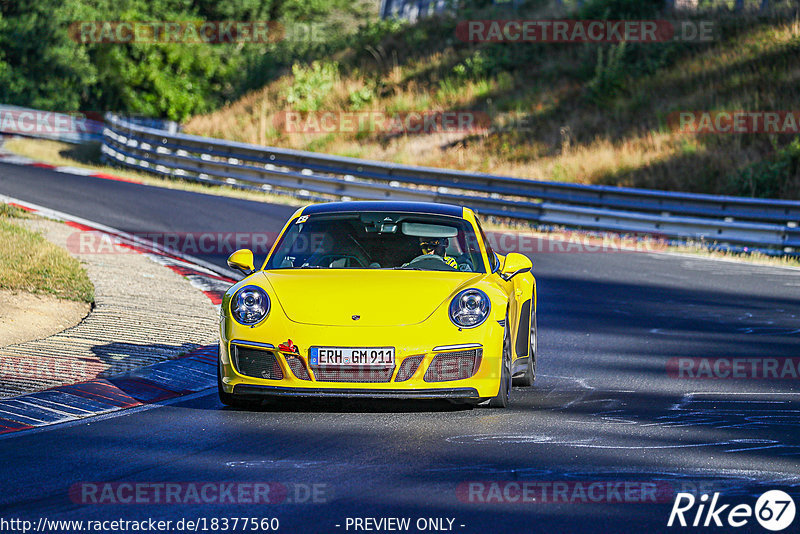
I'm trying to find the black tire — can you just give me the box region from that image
[514,305,537,387]
[488,313,512,408]
[217,361,251,408]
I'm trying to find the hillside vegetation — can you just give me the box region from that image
[185,0,800,199]
[0,0,374,120]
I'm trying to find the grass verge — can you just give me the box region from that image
[0,203,94,302]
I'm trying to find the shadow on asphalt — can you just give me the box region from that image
[220,397,476,413]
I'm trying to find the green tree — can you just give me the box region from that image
[0,0,371,119]
[0,0,95,110]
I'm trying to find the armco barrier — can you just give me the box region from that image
[101,113,800,252]
[0,106,179,144]
[0,105,104,144]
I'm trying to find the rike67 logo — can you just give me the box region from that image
[668,490,796,531]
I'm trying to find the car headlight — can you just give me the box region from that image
[231,285,270,325]
[449,288,490,328]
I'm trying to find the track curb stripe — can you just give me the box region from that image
[0,345,218,436]
[0,418,34,435]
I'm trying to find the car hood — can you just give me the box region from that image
[260,270,484,327]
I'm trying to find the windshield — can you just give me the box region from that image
[265,212,485,273]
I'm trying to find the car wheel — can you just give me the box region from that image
[488,312,512,408]
[217,361,251,408]
[515,305,537,387]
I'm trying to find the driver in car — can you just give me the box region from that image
[403,237,458,269]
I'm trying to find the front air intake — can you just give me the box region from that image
[232,345,283,380]
[285,354,311,381]
[395,355,425,382]
[423,349,482,382]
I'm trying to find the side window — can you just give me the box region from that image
[474,217,498,272]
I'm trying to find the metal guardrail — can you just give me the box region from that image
[100,113,800,252]
[0,105,104,144]
[379,0,450,21]
[0,106,181,144]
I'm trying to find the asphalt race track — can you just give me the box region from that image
[1,162,799,533]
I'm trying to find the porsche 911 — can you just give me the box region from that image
[218,201,537,408]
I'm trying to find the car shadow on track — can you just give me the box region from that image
[220,397,476,413]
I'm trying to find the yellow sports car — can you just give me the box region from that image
[218,201,537,408]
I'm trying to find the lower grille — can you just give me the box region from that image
[285,354,311,381]
[311,366,394,383]
[395,355,425,382]
[232,345,283,380]
[424,349,482,382]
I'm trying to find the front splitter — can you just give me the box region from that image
[233,384,480,399]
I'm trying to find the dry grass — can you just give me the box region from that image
[185,14,800,198]
[663,243,800,268]
[0,205,94,302]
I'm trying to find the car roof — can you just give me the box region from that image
[301,201,464,218]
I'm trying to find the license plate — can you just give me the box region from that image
[309,347,395,366]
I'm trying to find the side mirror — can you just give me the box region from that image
[227,249,255,276]
[500,252,532,281]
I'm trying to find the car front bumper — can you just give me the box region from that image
[219,318,504,399]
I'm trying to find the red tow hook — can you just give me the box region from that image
[278,339,298,353]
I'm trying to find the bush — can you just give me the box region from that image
[286,61,340,111]
[578,0,665,19]
[452,50,494,80]
[583,38,686,105]
[349,86,375,110]
[727,138,800,198]
[586,42,628,103]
